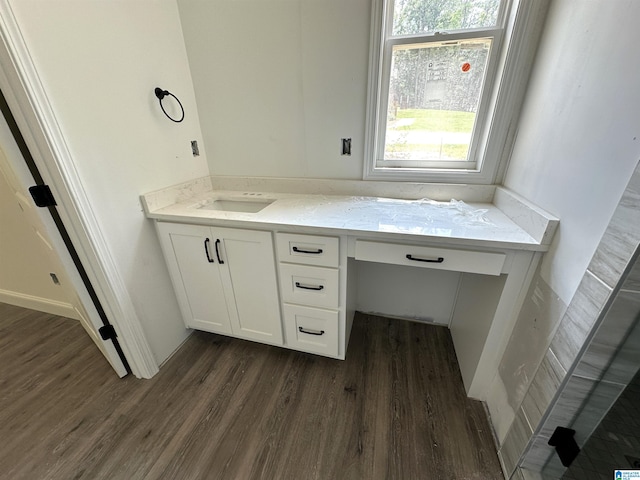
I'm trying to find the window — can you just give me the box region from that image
[364,0,547,183]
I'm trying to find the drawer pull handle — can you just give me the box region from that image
[406,254,444,263]
[215,239,224,264]
[299,326,325,336]
[204,238,214,263]
[293,246,323,255]
[295,282,324,291]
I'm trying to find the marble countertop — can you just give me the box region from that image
[141,176,559,252]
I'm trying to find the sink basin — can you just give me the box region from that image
[198,198,274,213]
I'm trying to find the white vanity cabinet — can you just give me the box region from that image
[276,233,346,358]
[142,179,558,400]
[156,222,283,346]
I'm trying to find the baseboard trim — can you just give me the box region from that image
[0,289,78,319]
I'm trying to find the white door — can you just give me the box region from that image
[216,227,283,345]
[0,139,127,376]
[156,222,232,335]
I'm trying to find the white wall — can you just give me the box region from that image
[180,0,640,301]
[177,0,370,180]
[356,262,459,324]
[7,0,210,365]
[490,0,640,441]
[503,0,640,305]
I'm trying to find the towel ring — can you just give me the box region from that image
[154,87,184,123]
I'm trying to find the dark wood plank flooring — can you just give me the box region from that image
[0,302,502,479]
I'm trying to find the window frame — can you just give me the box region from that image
[363,0,551,184]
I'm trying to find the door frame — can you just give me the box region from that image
[0,90,130,378]
[0,2,158,378]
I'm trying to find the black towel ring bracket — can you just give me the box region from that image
[154,87,184,123]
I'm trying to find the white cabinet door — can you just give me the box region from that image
[216,227,283,346]
[156,222,283,346]
[156,222,232,335]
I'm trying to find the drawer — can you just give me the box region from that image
[276,233,339,267]
[283,304,339,357]
[354,240,506,276]
[279,263,339,309]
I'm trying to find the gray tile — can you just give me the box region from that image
[541,452,567,479]
[573,451,596,471]
[538,375,597,439]
[574,290,640,382]
[499,273,567,410]
[589,452,619,476]
[522,349,567,430]
[501,407,534,477]
[511,465,526,480]
[602,318,640,388]
[571,378,625,446]
[601,315,640,386]
[589,165,640,289]
[520,466,544,480]
[521,435,555,471]
[498,450,509,478]
[564,465,586,479]
[550,271,613,372]
[586,440,610,457]
[622,250,640,293]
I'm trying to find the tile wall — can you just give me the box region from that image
[497,162,640,479]
[562,350,640,478]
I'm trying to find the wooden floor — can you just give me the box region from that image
[0,302,502,480]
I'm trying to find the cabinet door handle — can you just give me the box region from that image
[298,326,325,336]
[292,246,323,255]
[295,282,324,291]
[215,239,224,264]
[204,238,214,263]
[406,254,444,263]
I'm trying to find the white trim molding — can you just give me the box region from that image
[0,1,158,378]
[363,0,552,184]
[0,289,78,320]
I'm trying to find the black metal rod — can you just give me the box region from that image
[298,327,325,336]
[295,282,324,291]
[293,246,323,254]
[215,239,224,264]
[204,238,214,263]
[406,254,444,263]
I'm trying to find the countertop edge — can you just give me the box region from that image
[141,177,557,253]
[144,210,550,253]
